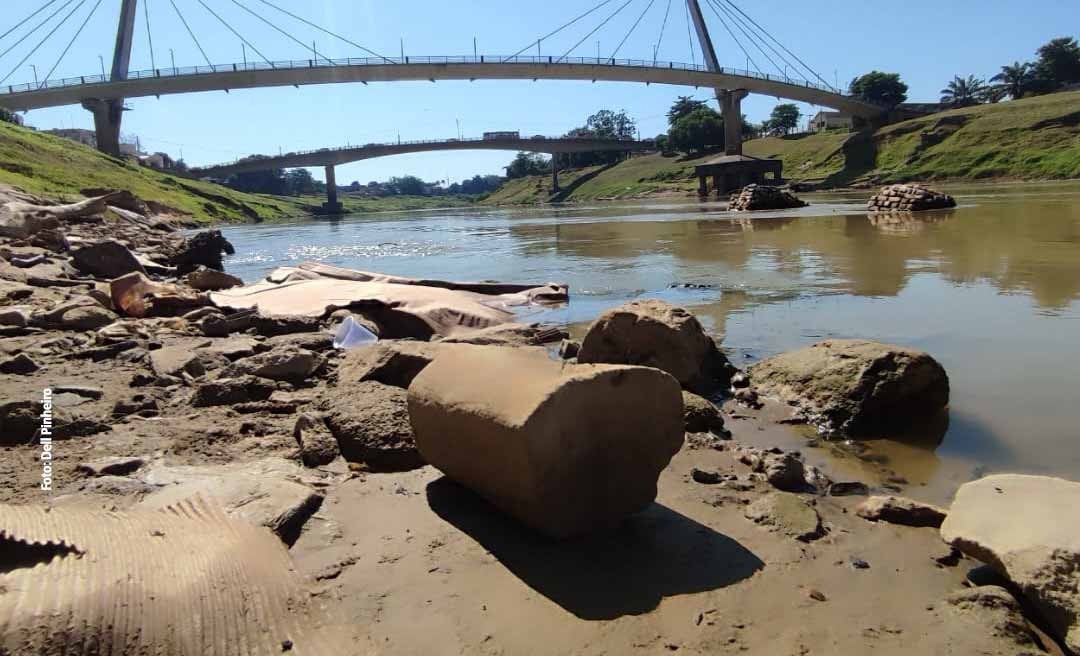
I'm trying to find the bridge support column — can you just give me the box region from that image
[322,165,343,214]
[721,89,749,156]
[82,99,124,157]
[551,155,560,193]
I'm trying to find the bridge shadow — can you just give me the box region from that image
[425,477,764,620]
[550,161,621,202]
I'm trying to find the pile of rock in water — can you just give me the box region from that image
[867,183,956,212]
[728,184,808,211]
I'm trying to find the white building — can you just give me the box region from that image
[808,111,853,132]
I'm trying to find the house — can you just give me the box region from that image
[45,128,97,147]
[808,111,853,132]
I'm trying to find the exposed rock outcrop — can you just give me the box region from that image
[322,380,423,472]
[867,183,956,212]
[578,299,732,393]
[682,391,727,435]
[728,184,807,211]
[748,339,949,437]
[941,474,1080,653]
[408,347,684,539]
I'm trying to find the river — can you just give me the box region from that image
[220,181,1080,502]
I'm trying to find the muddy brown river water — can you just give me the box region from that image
[221,181,1080,503]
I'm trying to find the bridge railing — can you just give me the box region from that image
[0,55,848,97]
[194,135,652,171]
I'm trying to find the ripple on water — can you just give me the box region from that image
[284,240,451,261]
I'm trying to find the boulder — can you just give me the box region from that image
[337,340,496,389]
[71,240,147,279]
[744,492,823,542]
[408,347,684,539]
[110,271,208,318]
[944,587,1037,650]
[0,306,29,327]
[728,184,807,211]
[577,299,731,393]
[185,266,243,291]
[76,456,145,477]
[748,339,949,437]
[293,413,340,467]
[59,305,116,331]
[230,344,322,382]
[867,183,956,212]
[322,381,422,472]
[682,391,727,435]
[190,376,276,407]
[149,346,206,378]
[941,474,1080,653]
[0,353,39,374]
[762,452,807,492]
[167,229,236,274]
[856,495,947,528]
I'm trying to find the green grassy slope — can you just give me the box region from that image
[484,90,1080,204]
[0,121,477,223]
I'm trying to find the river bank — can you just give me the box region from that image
[2,182,1078,654]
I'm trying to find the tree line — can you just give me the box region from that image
[939,36,1080,107]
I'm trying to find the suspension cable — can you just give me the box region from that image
[39,0,102,86]
[0,0,85,85]
[609,0,655,60]
[715,0,799,78]
[651,0,672,63]
[194,0,272,65]
[169,0,211,66]
[143,0,155,69]
[721,0,832,88]
[251,0,393,63]
[503,0,615,61]
[704,0,761,75]
[683,0,696,68]
[228,0,333,64]
[0,0,77,63]
[0,0,61,43]
[556,0,637,63]
[707,0,780,76]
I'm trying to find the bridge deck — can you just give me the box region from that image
[0,56,884,118]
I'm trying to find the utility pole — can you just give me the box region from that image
[242,43,247,67]
[98,55,105,77]
[473,37,477,59]
[169,48,175,72]
[30,65,38,87]
[400,38,404,61]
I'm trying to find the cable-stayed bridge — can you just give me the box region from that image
[0,0,886,158]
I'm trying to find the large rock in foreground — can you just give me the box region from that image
[748,339,949,437]
[941,474,1080,653]
[577,299,731,393]
[408,347,684,539]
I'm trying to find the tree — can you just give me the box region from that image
[849,71,908,108]
[0,108,22,126]
[1034,37,1080,89]
[225,156,287,195]
[989,62,1034,101]
[667,106,725,154]
[283,168,319,195]
[768,104,801,134]
[667,96,708,125]
[505,152,551,178]
[387,175,426,196]
[940,75,987,107]
[585,109,636,140]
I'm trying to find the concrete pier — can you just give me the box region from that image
[322,165,343,214]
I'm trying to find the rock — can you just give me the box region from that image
[867,183,956,212]
[137,458,323,545]
[748,339,949,437]
[264,331,334,353]
[0,306,29,327]
[436,322,563,347]
[185,266,243,291]
[112,394,159,417]
[149,346,206,378]
[762,452,807,492]
[199,314,230,337]
[80,188,150,215]
[182,306,222,322]
[691,468,723,485]
[337,340,480,389]
[52,385,104,400]
[856,495,947,528]
[199,335,262,360]
[744,492,823,542]
[167,229,236,274]
[577,299,731,393]
[76,456,145,477]
[0,206,60,239]
[59,305,116,331]
[828,481,870,497]
[251,314,321,337]
[945,587,1036,650]
[408,347,684,539]
[730,372,750,389]
[682,391,727,435]
[293,413,340,467]
[322,381,422,472]
[941,474,1080,653]
[0,353,39,374]
[191,376,276,407]
[728,184,808,211]
[231,345,323,382]
[71,240,147,279]
[109,271,208,318]
[734,387,761,408]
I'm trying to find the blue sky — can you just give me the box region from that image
[3,0,1078,184]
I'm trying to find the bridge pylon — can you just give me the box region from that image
[686,0,746,156]
[86,0,138,156]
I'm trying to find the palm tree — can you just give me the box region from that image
[990,62,1033,101]
[940,75,987,107]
